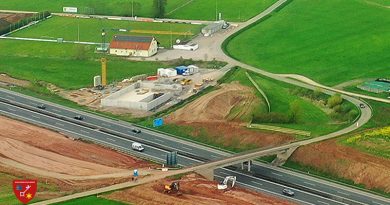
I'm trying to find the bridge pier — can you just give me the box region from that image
[241,160,252,172]
[271,146,298,166]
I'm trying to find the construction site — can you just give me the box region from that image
[52,59,226,116]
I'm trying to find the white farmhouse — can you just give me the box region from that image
[109,35,158,57]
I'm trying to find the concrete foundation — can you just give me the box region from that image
[101,81,181,111]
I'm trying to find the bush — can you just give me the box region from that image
[327,94,343,108]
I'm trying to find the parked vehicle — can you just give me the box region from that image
[37,104,46,109]
[132,142,144,151]
[359,103,366,108]
[172,43,199,51]
[132,128,141,133]
[282,188,294,197]
[74,115,83,120]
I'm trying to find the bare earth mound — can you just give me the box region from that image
[290,139,390,192]
[166,83,294,150]
[105,173,296,205]
[167,82,258,123]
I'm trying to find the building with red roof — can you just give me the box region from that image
[109,35,158,57]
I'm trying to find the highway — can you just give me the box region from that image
[1,88,389,205]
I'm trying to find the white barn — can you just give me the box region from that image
[109,35,158,57]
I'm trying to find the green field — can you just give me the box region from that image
[10,16,202,48]
[0,0,275,21]
[226,0,390,86]
[165,0,276,22]
[54,195,127,205]
[0,39,168,89]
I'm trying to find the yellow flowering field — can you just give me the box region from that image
[342,126,390,158]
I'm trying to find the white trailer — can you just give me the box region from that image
[172,43,199,51]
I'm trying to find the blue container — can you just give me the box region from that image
[175,66,188,75]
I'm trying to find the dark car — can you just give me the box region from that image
[282,188,294,197]
[37,104,46,109]
[74,115,84,120]
[132,128,141,134]
[359,103,366,108]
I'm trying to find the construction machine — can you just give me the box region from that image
[217,176,236,190]
[164,181,181,195]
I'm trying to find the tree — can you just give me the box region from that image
[153,0,167,18]
[327,94,343,108]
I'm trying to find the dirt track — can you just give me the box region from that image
[105,173,296,205]
[291,139,390,192]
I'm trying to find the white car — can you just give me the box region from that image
[172,43,199,51]
[131,142,144,152]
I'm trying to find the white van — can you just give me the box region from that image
[131,142,144,152]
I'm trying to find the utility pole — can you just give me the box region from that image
[215,0,218,21]
[132,0,134,18]
[77,17,80,42]
[170,23,173,48]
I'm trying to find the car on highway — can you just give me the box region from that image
[132,128,141,134]
[37,104,46,109]
[74,115,84,120]
[359,103,366,108]
[282,188,294,197]
[131,142,144,151]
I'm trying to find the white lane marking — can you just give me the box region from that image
[372,201,385,205]
[7,107,16,112]
[6,95,15,99]
[52,108,61,113]
[106,138,116,142]
[219,171,231,176]
[271,172,283,177]
[102,123,111,127]
[182,146,193,151]
[161,154,167,157]
[211,155,220,158]
[304,181,316,186]
[80,130,90,134]
[337,191,350,196]
[317,200,329,205]
[55,122,64,126]
[31,115,40,119]
[154,138,164,143]
[250,180,263,186]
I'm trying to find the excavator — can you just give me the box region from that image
[217,176,236,190]
[164,181,182,195]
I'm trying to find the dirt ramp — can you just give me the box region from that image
[0,115,147,169]
[0,138,125,176]
[167,83,258,123]
[291,139,390,192]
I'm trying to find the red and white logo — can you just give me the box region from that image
[13,180,37,204]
